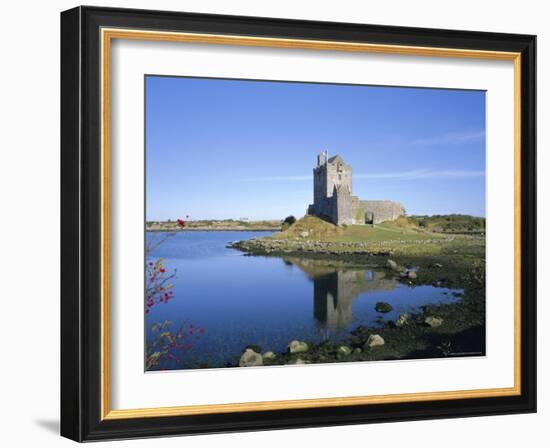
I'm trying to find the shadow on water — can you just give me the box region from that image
[283,257,399,330]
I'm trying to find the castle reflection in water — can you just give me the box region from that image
[282,257,398,330]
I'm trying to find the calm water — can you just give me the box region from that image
[145,231,461,369]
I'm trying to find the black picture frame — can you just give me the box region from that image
[61,5,536,442]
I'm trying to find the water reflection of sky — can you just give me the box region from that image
[146,231,461,370]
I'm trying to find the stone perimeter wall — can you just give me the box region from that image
[357,200,405,224]
[309,197,404,225]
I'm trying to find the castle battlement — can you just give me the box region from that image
[308,152,404,225]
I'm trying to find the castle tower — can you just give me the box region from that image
[313,152,327,205]
[312,153,352,204]
[325,154,352,197]
[310,152,354,225]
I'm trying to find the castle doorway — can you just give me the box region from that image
[365,211,374,225]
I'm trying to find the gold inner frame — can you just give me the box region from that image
[100,27,522,420]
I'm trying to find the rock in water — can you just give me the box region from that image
[386,259,398,271]
[288,340,309,354]
[239,348,263,367]
[263,351,276,360]
[425,316,443,328]
[365,334,385,348]
[396,313,409,327]
[375,302,393,313]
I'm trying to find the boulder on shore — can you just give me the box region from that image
[425,316,444,328]
[375,302,393,313]
[337,346,352,356]
[386,259,399,271]
[239,348,263,367]
[288,340,309,354]
[365,334,385,348]
[407,271,417,280]
[396,313,409,327]
[263,351,276,360]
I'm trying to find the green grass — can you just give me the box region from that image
[266,215,342,240]
[233,215,485,258]
[333,222,442,243]
[407,214,485,234]
[271,216,440,243]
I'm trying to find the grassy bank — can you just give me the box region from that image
[229,215,485,258]
[406,214,485,234]
[229,215,485,296]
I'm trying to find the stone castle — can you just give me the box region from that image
[307,151,405,225]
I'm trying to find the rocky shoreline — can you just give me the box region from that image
[228,236,455,256]
[234,296,483,368]
[226,258,485,368]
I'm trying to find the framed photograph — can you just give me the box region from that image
[61,6,536,441]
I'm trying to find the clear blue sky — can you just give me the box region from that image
[146,76,486,221]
